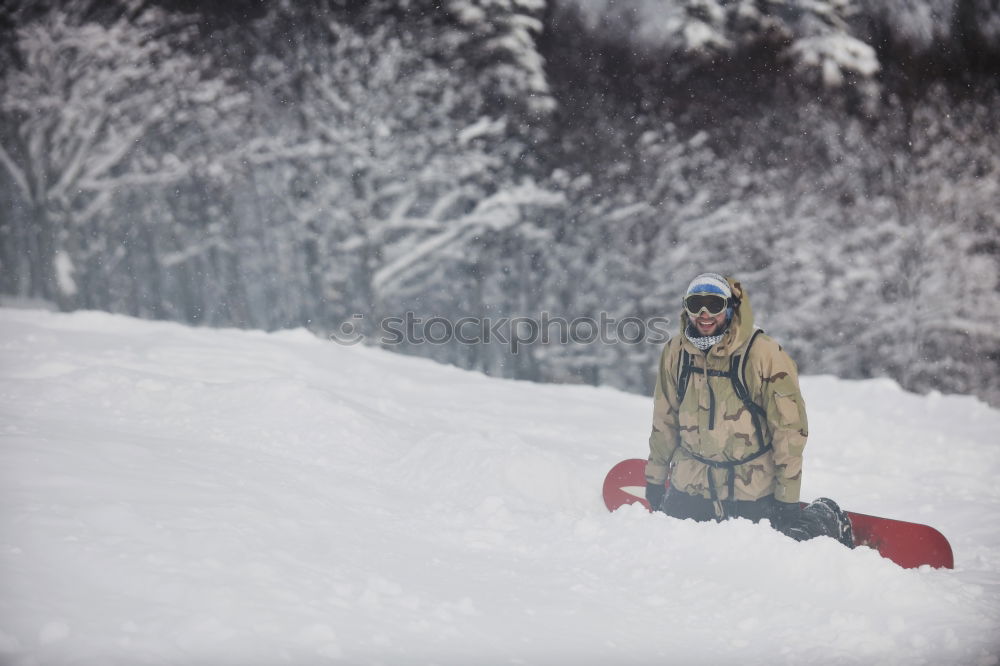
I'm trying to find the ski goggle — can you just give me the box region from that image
[683,293,729,317]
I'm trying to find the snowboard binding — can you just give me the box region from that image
[787,497,855,548]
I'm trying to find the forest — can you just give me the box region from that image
[1,0,998,405]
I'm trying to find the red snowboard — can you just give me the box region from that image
[603,458,954,570]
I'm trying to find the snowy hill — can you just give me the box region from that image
[1,308,999,665]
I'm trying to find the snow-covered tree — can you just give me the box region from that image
[0,2,240,307]
[555,0,880,95]
[867,0,956,53]
[244,8,559,338]
[956,0,1000,64]
[442,0,555,118]
[867,85,1000,400]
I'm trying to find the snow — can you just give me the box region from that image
[787,34,881,87]
[1,307,999,665]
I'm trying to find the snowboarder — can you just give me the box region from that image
[645,272,853,546]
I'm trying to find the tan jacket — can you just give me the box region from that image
[645,278,808,505]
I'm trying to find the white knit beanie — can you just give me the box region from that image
[685,272,732,298]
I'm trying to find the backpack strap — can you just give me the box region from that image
[734,329,768,454]
[683,443,773,517]
[675,348,693,405]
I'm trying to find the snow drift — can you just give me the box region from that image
[1,308,998,665]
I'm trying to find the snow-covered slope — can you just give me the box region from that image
[1,308,998,665]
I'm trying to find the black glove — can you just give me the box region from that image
[771,500,803,537]
[645,483,666,512]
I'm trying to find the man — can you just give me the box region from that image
[645,272,852,546]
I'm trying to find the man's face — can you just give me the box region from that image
[689,309,727,336]
[684,292,729,336]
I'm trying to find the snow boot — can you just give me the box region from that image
[799,497,855,548]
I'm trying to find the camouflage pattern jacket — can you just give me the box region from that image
[645,278,808,506]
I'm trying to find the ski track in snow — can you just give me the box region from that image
[1,308,999,665]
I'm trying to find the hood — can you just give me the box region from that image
[677,276,755,357]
